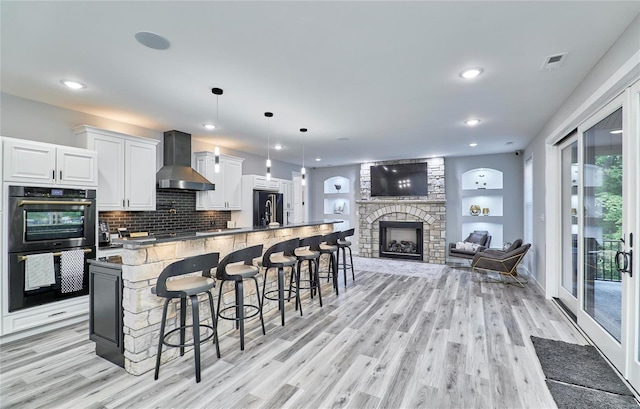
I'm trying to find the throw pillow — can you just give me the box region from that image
[463,241,480,252]
[456,241,465,249]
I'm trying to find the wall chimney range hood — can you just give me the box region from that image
[156,130,215,191]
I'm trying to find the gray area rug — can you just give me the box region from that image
[531,336,633,396]
[546,380,638,409]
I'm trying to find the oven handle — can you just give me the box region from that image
[18,248,93,262]
[17,200,93,206]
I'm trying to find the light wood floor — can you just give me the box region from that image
[0,258,587,409]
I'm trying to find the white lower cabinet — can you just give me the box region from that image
[3,137,97,186]
[1,297,89,339]
[75,125,158,211]
[194,152,244,210]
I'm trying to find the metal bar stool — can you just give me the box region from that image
[152,252,220,383]
[288,235,323,310]
[318,231,340,295]
[257,238,300,326]
[337,228,355,286]
[215,245,265,351]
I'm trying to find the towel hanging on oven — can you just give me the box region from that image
[24,253,55,291]
[60,249,85,293]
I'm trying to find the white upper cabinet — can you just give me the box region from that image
[280,180,294,210]
[75,125,158,211]
[249,175,279,191]
[194,152,244,210]
[3,137,97,186]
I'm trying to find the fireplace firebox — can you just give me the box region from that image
[379,221,423,260]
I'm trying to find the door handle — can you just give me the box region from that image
[52,169,55,180]
[18,200,92,206]
[59,170,62,180]
[616,234,633,278]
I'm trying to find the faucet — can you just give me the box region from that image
[265,199,272,225]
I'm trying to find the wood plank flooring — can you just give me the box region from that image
[0,258,587,408]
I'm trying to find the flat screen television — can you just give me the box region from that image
[371,163,428,197]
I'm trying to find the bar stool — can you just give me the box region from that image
[258,238,300,326]
[215,245,265,351]
[288,235,323,309]
[152,252,220,383]
[318,231,340,294]
[337,228,355,286]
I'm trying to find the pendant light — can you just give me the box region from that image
[300,128,307,186]
[265,112,273,180]
[211,87,223,173]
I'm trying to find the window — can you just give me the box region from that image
[524,156,533,245]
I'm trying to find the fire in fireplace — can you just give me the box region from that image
[379,221,424,260]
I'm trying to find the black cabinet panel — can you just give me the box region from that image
[89,262,123,367]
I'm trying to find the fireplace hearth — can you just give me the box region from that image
[379,221,423,260]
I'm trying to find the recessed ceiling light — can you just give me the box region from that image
[135,31,170,50]
[203,124,216,130]
[315,158,321,162]
[274,144,283,150]
[61,80,86,90]
[465,119,481,126]
[459,67,484,79]
[469,143,478,147]
[610,129,623,134]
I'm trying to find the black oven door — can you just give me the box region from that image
[8,196,96,253]
[8,247,95,312]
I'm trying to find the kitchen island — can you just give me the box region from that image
[99,221,338,375]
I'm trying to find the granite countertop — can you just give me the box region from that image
[111,220,343,248]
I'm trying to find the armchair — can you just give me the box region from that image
[448,230,492,260]
[471,242,531,287]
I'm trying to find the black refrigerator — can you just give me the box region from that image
[253,191,283,227]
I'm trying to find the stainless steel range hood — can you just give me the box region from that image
[156,130,215,191]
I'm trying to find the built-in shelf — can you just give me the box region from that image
[323,176,352,233]
[460,168,504,246]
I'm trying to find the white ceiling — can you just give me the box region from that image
[2,1,639,167]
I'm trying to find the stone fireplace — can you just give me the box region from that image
[358,158,446,264]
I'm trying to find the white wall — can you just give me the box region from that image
[524,14,640,291]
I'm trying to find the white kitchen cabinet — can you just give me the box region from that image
[3,138,97,186]
[280,180,294,210]
[194,152,243,210]
[249,174,279,191]
[1,296,88,338]
[75,126,158,211]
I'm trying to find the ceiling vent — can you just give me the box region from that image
[541,52,568,71]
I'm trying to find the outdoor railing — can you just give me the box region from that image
[593,239,621,282]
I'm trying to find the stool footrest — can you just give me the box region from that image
[290,278,320,291]
[263,289,296,302]
[217,304,261,321]
[162,324,215,349]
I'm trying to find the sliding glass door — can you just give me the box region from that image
[558,137,578,315]
[626,80,639,392]
[575,88,637,387]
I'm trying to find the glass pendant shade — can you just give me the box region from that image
[265,112,273,180]
[266,159,272,180]
[300,128,307,186]
[212,87,223,173]
[214,146,220,173]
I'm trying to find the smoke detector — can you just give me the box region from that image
[541,52,568,71]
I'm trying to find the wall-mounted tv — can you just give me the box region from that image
[371,162,428,197]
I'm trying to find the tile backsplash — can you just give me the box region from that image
[98,189,231,234]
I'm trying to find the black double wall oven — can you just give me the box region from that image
[8,186,96,312]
